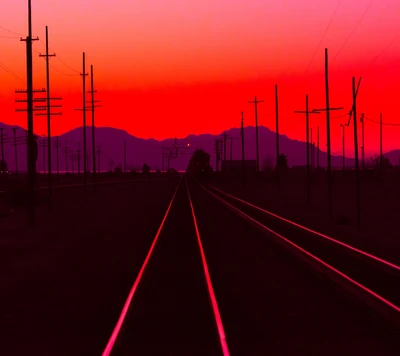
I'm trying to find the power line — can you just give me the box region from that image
[49,62,79,76]
[363,116,400,126]
[0,35,20,39]
[330,0,375,65]
[39,39,80,74]
[0,25,24,37]
[304,0,342,75]
[370,33,400,64]
[0,61,24,83]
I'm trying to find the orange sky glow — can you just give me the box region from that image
[1,0,399,156]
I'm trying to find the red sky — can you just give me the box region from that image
[1,0,399,156]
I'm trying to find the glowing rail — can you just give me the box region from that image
[202,184,400,314]
[185,180,230,356]
[209,184,400,272]
[102,178,181,356]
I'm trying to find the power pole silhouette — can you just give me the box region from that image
[241,112,245,187]
[19,0,39,224]
[53,136,61,180]
[12,128,18,175]
[295,95,320,205]
[71,151,75,174]
[62,141,69,173]
[380,113,383,170]
[317,126,320,168]
[37,26,62,207]
[351,76,362,228]
[248,96,264,172]
[74,53,88,191]
[313,48,343,218]
[360,113,365,170]
[77,141,81,177]
[340,123,346,171]
[0,128,8,190]
[87,65,101,189]
[96,146,102,173]
[275,84,280,166]
[310,128,313,169]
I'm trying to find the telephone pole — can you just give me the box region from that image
[360,113,365,170]
[12,128,18,176]
[310,128,313,169]
[295,95,320,205]
[18,0,39,224]
[77,141,81,177]
[340,123,346,171]
[312,48,343,218]
[317,126,320,168]
[40,134,47,174]
[352,76,361,228]
[380,113,383,170]
[248,96,264,172]
[88,65,100,189]
[74,53,88,191]
[275,84,280,167]
[241,112,245,187]
[37,26,61,207]
[62,141,69,173]
[0,129,8,190]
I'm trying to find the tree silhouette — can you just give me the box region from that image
[366,155,392,169]
[262,155,274,172]
[276,153,288,171]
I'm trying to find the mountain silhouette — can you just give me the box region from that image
[1,122,398,172]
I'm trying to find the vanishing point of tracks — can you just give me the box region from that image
[102,177,400,356]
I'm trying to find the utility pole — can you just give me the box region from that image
[241,112,245,187]
[352,76,361,228]
[77,141,81,177]
[248,96,264,172]
[317,126,320,168]
[295,95,320,205]
[74,53,88,191]
[62,141,69,173]
[380,113,383,170]
[19,0,39,224]
[88,65,100,189]
[312,48,343,218]
[310,128,313,169]
[71,151,75,174]
[12,128,18,176]
[340,123,346,171]
[223,131,227,162]
[275,84,280,167]
[37,26,61,208]
[360,113,365,170]
[0,129,7,190]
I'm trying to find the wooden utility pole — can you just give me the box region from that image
[340,123,346,171]
[380,113,383,170]
[96,145,102,173]
[62,141,69,173]
[310,128,313,168]
[295,95,320,205]
[77,141,81,177]
[40,134,47,174]
[0,129,7,190]
[248,96,264,172]
[241,112,245,187]
[12,128,18,175]
[312,48,343,218]
[352,76,361,228]
[38,26,62,207]
[317,126,320,168]
[361,113,365,170]
[275,84,280,166]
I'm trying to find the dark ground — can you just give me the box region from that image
[1,175,399,355]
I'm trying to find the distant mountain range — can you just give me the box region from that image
[0,122,399,172]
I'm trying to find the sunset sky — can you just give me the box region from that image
[0,0,399,156]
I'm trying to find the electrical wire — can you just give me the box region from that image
[304,0,342,76]
[330,0,375,66]
[0,25,24,37]
[39,39,80,74]
[363,116,400,126]
[0,61,24,84]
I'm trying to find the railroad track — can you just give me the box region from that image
[100,178,399,355]
[203,183,400,326]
